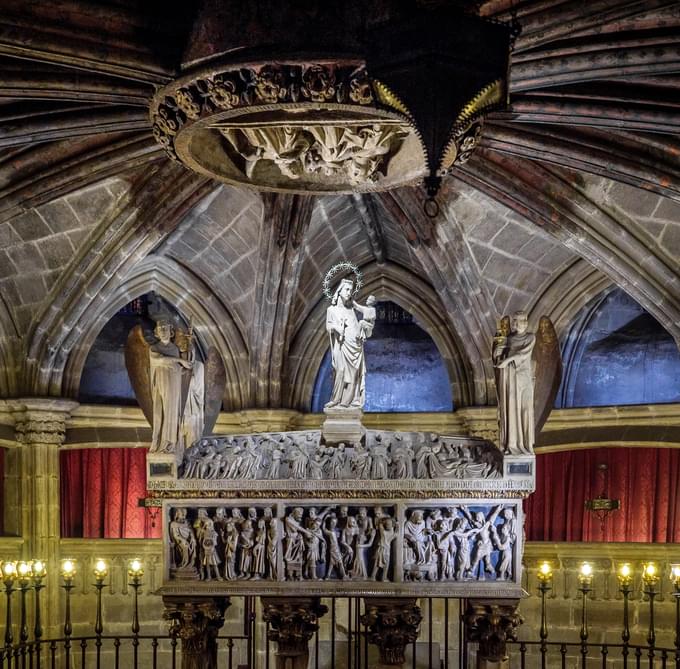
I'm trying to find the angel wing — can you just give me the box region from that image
[532,316,563,434]
[203,346,226,434]
[492,315,511,398]
[124,324,153,426]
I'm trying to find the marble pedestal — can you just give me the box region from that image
[322,405,364,444]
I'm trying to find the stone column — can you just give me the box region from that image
[361,597,422,667]
[10,398,79,636]
[163,596,230,669]
[464,599,523,669]
[261,596,328,669]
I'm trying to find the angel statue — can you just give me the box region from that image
[125,317,226,462]
[324,267,374,410]
[493,312,562,455]
[149,321,191,454]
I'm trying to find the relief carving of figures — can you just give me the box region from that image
[169,508,197,570]
[179,430,503,481]
[166,504,516,585]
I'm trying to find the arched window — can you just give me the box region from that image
[78,292,192,404]
[557,288,680,407]
[311,301,453,412]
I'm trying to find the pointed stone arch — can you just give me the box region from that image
[284,262,482,411]
[61,255,249,411]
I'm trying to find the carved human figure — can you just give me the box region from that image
[351,442,372,480]
[371,516,397,581]
[391,434,414,479]
[492,508,517,581]
[353,295,377,341]
[265,507,283,581]
[327,443,347,479]
[252,518,267,579]
[176,330,205,452]
[433,518,456,580]
[309,452,326,480]
[149,321,192,454]
[465,506,502,580]
[289,439,309,479]
[323,516,347,580]
[223,517,239,580]
[239,438,263,479]
[303,517,326,580]
[325,279,371,409]
[493,311,536,454]
[284,507,310,581]
[403,509,431,567]
[169,508,197,569]
[266,444,285,479]
[238,519,255,578]
[451,516,477,580]
[370,434,390,480]
[200,518,222,581]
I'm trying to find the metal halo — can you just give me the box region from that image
[323,262,363,300]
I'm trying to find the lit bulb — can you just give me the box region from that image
[17,561,31,578]
[537,561,553,583]
[2,561,17,577]
[93,559,108,579]
[619,564,631,578]
[671,565,680,586]
[31,560,46,576]
[128,559,144,577]
[580,562,592,577]
[643,562,658,585]
[61,559,76,579]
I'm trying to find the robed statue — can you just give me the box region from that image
[325,278,374,409]
[493,312,562,455]
[125,318,226,459]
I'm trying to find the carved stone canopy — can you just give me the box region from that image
[150,2,514,198]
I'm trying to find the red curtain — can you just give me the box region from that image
[60,448,161,539]
[525,447,680,542]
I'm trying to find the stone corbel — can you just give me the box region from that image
[361,597,422,666]
[464,598,523,669]
[163,596,230,669]
[262,596,328,669]
[10,398,79,445]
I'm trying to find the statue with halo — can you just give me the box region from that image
[322,262,375,442]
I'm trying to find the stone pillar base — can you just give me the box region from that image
[322,406,364,444]
[262,596,328,669]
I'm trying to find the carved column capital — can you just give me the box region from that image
[464,598,523,665]
[361,597,422,666]
[10,398,79,445]
[163,596,229,669]
[262,596,328,669]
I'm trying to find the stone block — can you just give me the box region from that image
[39,233,75,270]
[11,210,52,242]
[322,406,364,445]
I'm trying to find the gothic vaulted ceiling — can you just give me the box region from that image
[0,0,679,409]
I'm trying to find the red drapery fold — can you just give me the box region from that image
[60,448,161,539]
[525,447,680,543]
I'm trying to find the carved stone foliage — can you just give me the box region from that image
[180,430,502,482]
[262,597,328,654]
[151,64,375,162]
[163,597,229,669]
[464,599,523,663]
[165,501,520,586]
[361,598,422,666]
[11,400,79,445]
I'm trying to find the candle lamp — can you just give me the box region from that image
[618,563,633,655]
[16,561,32,644]
[60,559,76,667]
[93,559,108,668]
[578,561,593,667]
[1,561,17,651]
[31,559,47,654]
[671,565,680,655]
[536,561,553,669]
[128,559,143,667]
[642,563,658,650]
